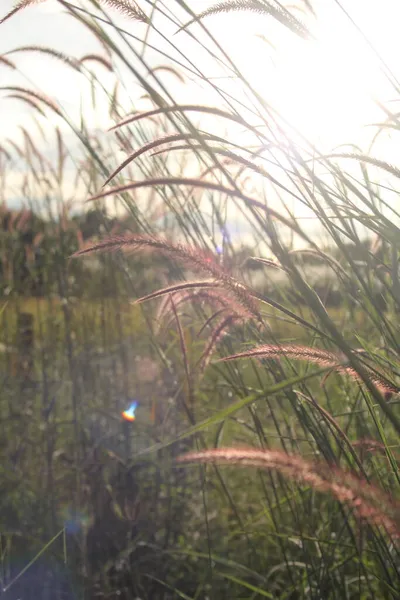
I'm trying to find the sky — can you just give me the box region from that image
[1,0,400,238]
[2,0,400,145]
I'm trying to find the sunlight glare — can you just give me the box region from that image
[223,1,397,149]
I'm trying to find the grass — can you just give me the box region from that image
[0,0,400,598]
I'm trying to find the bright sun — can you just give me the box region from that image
[220,0,399,150]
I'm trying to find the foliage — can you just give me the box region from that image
[0,1,399,599]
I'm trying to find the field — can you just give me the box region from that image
[0,1,400,599]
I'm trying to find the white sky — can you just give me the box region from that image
[1,1,400,143]
[1,1,400,239]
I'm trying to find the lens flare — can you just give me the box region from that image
[122,401,139,422]
[60,505,90,535]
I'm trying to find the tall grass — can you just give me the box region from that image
[0,0,399,598]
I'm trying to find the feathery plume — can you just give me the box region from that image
[109,104,256,132]
[102,133,231,187]
[5,46,80,70]
[0,0,46,26]
[101,0,148,22]
[0,0,148,25]
[86,178,311,245]
[317,153,400,181]
[177,447,400,538]
[0,56,16,69]
[152,65,185,83]
[72,234,261,321]
[135,280,222,306]
[4,94,46,116]
[79,54,113,71]
[155,286,255,329]
[198,314,242,374]
[177,1,310,39]
[0,86,61,114]
[217,344,399,396]
[0,145,12,161]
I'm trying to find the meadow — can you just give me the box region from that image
[0,1,399,598]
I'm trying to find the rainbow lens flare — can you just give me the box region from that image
[122,401,139,422]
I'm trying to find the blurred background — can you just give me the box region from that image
[0,1,399,598]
